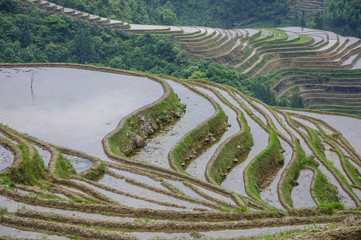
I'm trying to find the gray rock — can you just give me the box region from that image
[139,115,155,136]
[129,132,144,148]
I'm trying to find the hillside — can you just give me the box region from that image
[1,63,361,239]
[16,0,361,116]
[0,0,361,239]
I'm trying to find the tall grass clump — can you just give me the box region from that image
[6,144,48,186]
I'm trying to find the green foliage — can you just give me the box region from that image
[55,153,76,179]
[323,0,361,38]
[313,169,340,204]
[157,7,178,25]
[173,105,227,171]
[109,89,185,157]
[46,0,291,29]
[6,144,47,186]
[297,0,361,38]
[209,111,253,184]
[319,202,345,213]
[246,130,284,199]
[290,92,305,109]
[246,76,277,106]
[81,162,106,181]
[149,0,291,29]
[73,23,94,64]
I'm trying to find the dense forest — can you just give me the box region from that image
[45,0,291,28]
[47,0,361,38]
[321,0,361,38]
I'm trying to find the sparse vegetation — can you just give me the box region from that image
[5,145,48,186]
[209,111,253,184]
[245,130,284,199]
[313,169,340,204]
[109,88,185,157]
[172,104,227,171]
[55,153,76,179]
[81,162,106,181]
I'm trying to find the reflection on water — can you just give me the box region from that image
[72,179,181,211]
[98,174,211,210]
[221,92,268,196]
[260,140,292,209]
[0,224,69,240]
[278,112,356,208]
[0,67,163,160]
[64,154,93,174]
[285,110,361,156]
[0,145,14,170]
[186,86,239,180]
[291,169,316,208]
[323,144,353,185]
[34,145,51,167]
[131,79,214,168]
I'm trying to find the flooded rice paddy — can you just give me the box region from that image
[131,224,325,239]
[0,145,14,171]
[286,110,361,156]
[0,66,360,239]
[64,154,93,174]
[291,169,316,208]
[185,86,240,180]
[131,79,214,168]
[0,67,163,160]
[220,91,269,196]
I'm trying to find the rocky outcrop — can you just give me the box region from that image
[139,115,155,136]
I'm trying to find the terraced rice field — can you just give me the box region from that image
[0,64,360,239]
[291,0,325,16]
[22,0,361,116]
[0,1,360,239]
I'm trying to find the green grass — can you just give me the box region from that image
[81,162,106,181]
[275,34,313,46]
[245,130,284,199]
[313,168,340,204]
[28,192,67,201]
[4,144,48,186]
[55,153,76,179]
[173,104,227,171]
[307,128,353,192]
[72,198,97,204]
[209,110,253,184]
[280,143,305,208]
[324,138,361,188]
[319,202,345,213]
[109,88,185,157]
[283,115,341,205]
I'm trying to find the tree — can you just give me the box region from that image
[300,10,306,28]
[17,15,31,48]
[314,12,323,29]
[46,15,69,31]
[158,8,178,25]
[73,25,94,63]
[290,92,305,108]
